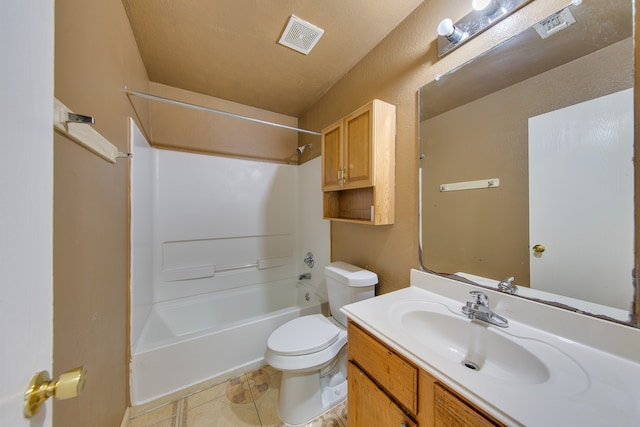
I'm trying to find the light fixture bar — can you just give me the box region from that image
[437,0,534,58]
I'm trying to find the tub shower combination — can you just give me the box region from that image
[131,279,321,404]
[129,121,329,404]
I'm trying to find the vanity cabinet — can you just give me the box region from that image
[348,362,417,427]
[433,383,497,427]
[321,99,395,225]
[347,321,505,427]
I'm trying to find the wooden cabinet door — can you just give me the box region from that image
[322,120,343,191]
[343,103,374,190]
[348,362,417,427]
[434,383,500,427]
[348,321,418,414]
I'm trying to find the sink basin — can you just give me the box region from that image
[391,301,553,384]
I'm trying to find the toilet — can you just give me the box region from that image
[265,261,377,425]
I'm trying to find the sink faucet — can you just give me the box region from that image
[497,276,517,294]
[462,291,509,328]
[298,273,311,280]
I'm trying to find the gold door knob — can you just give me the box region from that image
[24,366,87,418]
[532,244,546,253]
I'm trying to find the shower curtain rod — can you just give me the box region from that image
[126,89,322,136]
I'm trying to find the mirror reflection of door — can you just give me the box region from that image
[528,88,634,310]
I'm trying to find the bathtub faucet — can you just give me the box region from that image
[298,273,311,280]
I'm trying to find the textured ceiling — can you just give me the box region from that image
[122,0,424,117]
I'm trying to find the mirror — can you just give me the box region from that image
[418,0,635,325]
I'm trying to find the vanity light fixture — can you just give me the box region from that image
[472,0,501,17]
[437,0,535,58]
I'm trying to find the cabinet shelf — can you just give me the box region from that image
[323,187,376,224]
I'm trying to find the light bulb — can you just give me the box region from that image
[437,18,464,43]
[437,18,454,36]
[472,0,500,15]
[472,0,492,10]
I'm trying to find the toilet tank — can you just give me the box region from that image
[324,261,377,327]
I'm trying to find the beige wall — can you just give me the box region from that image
[144,83,300,164]
[298,0,585,295]
[635,5,639,325]
[54,0,148,425]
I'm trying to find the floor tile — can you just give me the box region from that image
[333,400,348,427]
[252,371,283,427]
[187,377,241,409]
[129,401,181,427]
[299,409,344,427]
[226,374,255,404]
[128,365,349,427]
[181,395,261,427]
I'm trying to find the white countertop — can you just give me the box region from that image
[341,269,640,426]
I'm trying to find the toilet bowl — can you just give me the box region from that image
[265,262,377,425]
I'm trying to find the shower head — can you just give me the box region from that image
[296,143,312,155]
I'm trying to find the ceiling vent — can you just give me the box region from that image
[278,15,324,55]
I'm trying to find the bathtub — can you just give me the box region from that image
[130,279,322,405]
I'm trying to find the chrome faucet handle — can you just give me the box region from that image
[468,290,489,307]
[497,276,517,294]
[463,291,509,328]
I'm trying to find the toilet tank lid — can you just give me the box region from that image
[324,261,378,287]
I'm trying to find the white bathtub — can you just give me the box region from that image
[130,279,322,405]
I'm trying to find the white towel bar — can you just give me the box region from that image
[440,178,500,192]
[53,98,131,163]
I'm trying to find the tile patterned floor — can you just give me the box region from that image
[128,366,348,427]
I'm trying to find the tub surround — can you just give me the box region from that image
[130,124,331,405]
[341,269,640,426]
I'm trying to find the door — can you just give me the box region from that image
[322,120,343,190]
[528,89,634,310]
[0,2,54,426]
[343,103,374,190]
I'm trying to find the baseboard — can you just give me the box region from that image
[120,407,130,427]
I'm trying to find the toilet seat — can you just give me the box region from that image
[267,314,340,356]
[265,315,347,372]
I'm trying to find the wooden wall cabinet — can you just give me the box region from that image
[321,100,396,225]
[347,321,505,427]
